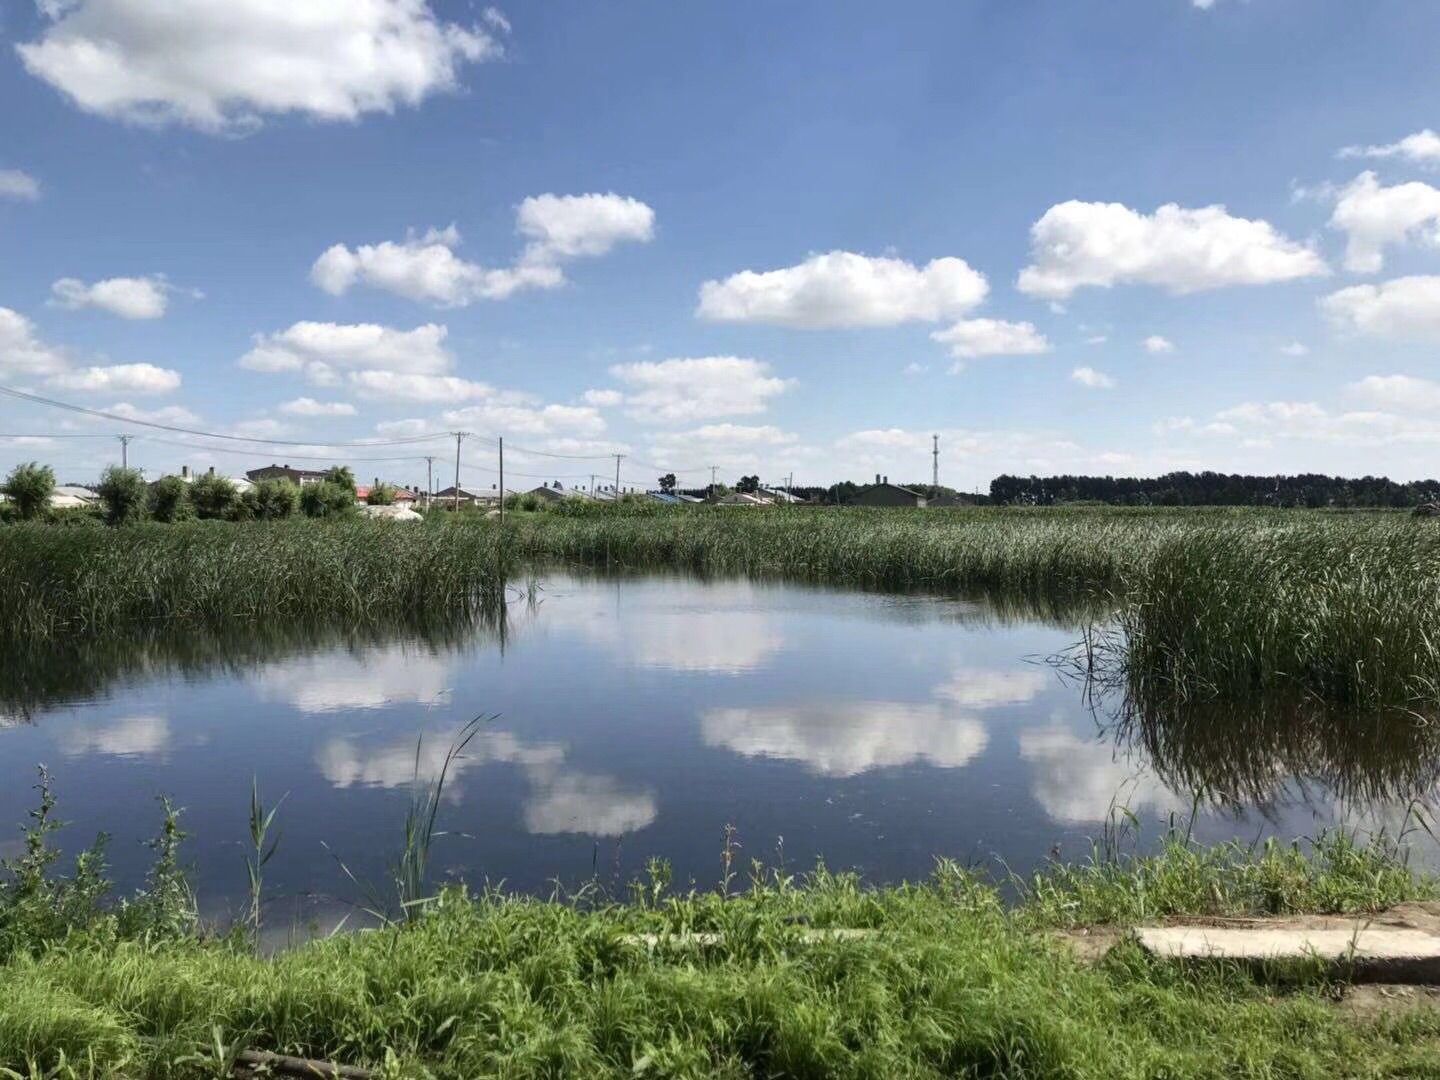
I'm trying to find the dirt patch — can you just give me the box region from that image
[1338,984,1440,1021]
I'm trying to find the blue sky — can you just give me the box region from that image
[3,0,1440,492]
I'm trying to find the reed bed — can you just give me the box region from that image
[0,518,510,640]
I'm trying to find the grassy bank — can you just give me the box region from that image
[4,807,1439,1078]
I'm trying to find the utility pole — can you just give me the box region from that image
[498,436,505,524]
[452,432,468,511]
[787,471,794,506]
[118,433,133,469]
[614,453,624,498]
[709,464,718,495]
[590,473,596,499]
[932,434,939,494]
[423,456,435,509]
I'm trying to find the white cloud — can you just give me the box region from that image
[239,321,453,376]
[696,251,988,328]
[481,7,511,34]
[1019,726,1186,826]
[581,388,623,407]
[349,371,494,403]
[1070,366,1115,389]
[311,226,563,306]
[1348,374,1440,413]
[1205,399,1440,446]
[932,669,1048,709]
[644,424,800,475]
[1017,200,1327,299]
[515,192,656,263]
[902,362,928,376]
[0,308,69,376]
[931,318,1051,359]
[1084,334,1109,346]
[17,0,501,133]
[49,362,181,395]
[313,194,653,307]
[521,769,656,837]
[50,275,171,319]
[1279,341,1309,357]
[59,715,169,760]
[702,702,988,778]
[1329,171,1440,273]
[441,402,606,438]
[104,402,201,426]
[1143,335,1176,354]
[609,357,792,424]
[0,170,40,200]
[1320,276,1440,341]
[278,397,356,417]
[1340,129,1440,168]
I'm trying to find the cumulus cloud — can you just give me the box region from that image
[1279,341,1309,357]
[609,357,792,424]
[696,251,988,328]
[1320,276,1440,341]
[1019,726,1186,825]
[48,362,181,395]
[0,169,40,200]
[17,0,502,132]
[312,194,653,306]
[931,318,1051,359]
[521,769,657,837]
[50,275,173,319]
[239,322,454,382]
[515,193,656,263]
[643,424,801,476]
[349,371,494,403]
[1017,200,1327,299]
[1143,335,1176,354]
[1169,399,1440,447]
[581,388,623,407]
[1340,129,1440,168]
[1348,374,1440,413]
[1070,366,1115,389]
[702,702,989,778]
[59,715,170,760]
[104,402,201,426]
[441,402,606,438]
[1329,171,1440,273]
[0,308,70,376]
[278,397,356,417]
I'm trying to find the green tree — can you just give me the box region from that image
[736,475,760,494]
[2,462,55,521]
[366,482,396,506]
[301,480,356,518]
[96,466,148,525]
[658,473,677,493]
[246,478,300,519]
[323,466,356,491]
[188,474,238,520]
[149,475,193,523]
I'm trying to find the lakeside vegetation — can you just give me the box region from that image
[3,773,1439,1078]
[4,504,1440,710]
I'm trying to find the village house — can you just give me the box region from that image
[852,475,928,508]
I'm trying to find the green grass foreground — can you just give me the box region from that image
[4,834,1440,1078]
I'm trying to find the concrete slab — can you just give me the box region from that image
[1136,925,1440,983]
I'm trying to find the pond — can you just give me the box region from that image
[1,571,1431,929]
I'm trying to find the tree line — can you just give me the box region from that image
[0,462,396,526]
[988,471,1440,508]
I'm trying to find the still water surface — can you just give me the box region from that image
[0,572,1427,922]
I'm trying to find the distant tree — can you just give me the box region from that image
[658,473,677,493]
[736,475,760,494]
[301,480,356,518]
[247,478,300,519]
[189,474,238,519]
[96,466,148,525]
[149,475,193,523]
[706,482,731,500]
[323,466,357,492]
[2,461,55,521]
[366,482,396,506]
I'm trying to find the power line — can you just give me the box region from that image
[0,384,450,448]
[133,434,435,464]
